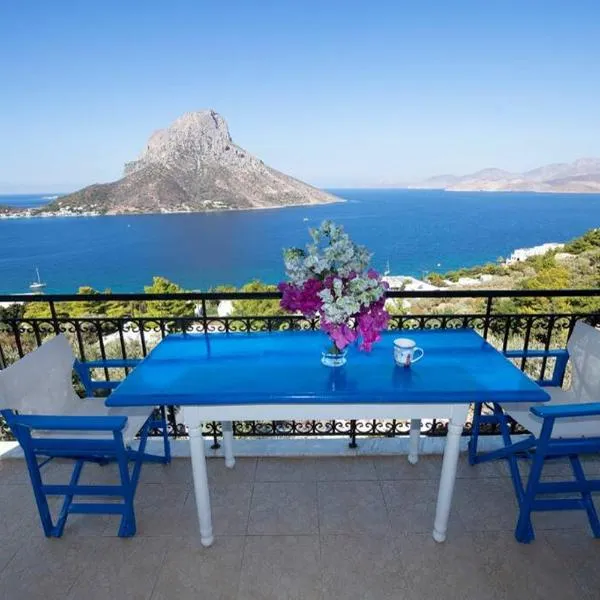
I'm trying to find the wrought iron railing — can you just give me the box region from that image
[0,289,598,445]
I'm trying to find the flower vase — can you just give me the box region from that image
[321,344,348,367]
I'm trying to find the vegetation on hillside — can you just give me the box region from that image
[418,228,600,315]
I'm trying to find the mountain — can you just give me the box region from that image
[26,111,340,216]
[410,158,600,193]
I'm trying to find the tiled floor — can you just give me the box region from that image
[0,454,599,600]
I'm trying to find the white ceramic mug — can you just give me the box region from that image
[393,338,424,367]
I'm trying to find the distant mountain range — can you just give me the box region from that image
[409,158,600,193]
[1,110,340,217]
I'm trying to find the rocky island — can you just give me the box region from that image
[410,158,600,193]
[1,110,341,218]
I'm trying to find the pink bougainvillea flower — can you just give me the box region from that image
[278,279,324,316]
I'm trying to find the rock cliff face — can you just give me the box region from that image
[42,110,340,215]
[410,158,600,193]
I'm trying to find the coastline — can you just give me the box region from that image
[407,187,600,195]
[0,197,346,220]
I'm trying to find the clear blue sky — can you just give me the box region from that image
[1,0,599,192]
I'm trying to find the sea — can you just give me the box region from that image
[1,189,600,294]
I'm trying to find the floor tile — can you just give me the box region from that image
[139,458,193,485]
[316,457,377,481]
[0,459,29,484]
[395,532,497,600]
[453,478,518,532]
[0,484,44,539]
[131,484,190,536]
[0,537,97,600]
[255,457,318,482]
[248,482,318,534]
[0,538,22,576]
[374,455,441,480]
[455,455,506,478]
[382,479,464,535]
[208,458,257,483]
[320,534,408,600]
[238,535,321,600]
[473,530,583,600]
[543,530,600,600]
[317,481,390,535]
[181,482,253,535]
[151,536,245,600]
[67,536,168,600]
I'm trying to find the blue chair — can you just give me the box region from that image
[0,334,171,538]
[469,320,600,542]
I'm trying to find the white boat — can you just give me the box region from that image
[29,268,46,290]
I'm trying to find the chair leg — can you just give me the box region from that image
[515,449,544,543]
[115,433,136,537]
[20,436,54,537]
[514,417,557,544]
[495,405,527,503]
[569,455,600,537]
[53,460,84,537]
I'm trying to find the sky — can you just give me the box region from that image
[1,0,599,192]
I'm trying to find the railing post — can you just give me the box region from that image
[167,406,179,437]
[211,422,221,449]
[349,420,358,448]
[49,300,60,335]
[201,299,208,333]
[482,296,493,339]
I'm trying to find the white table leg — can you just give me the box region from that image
[408,418,421,464]
[187,417,214,547]
[433,418,462,543]
[222,421,236,468]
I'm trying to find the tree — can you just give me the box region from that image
[563,228,600,254]
[0,303,24,320]
[142,276,192,317]
[67,286,105,317]
[513,260,571,313]
[232,280,285,317]
[426,273,446,287]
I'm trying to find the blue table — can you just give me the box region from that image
[108,329,549,546]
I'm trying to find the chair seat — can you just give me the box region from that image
[503,388,600,439]
[31,398,153,443]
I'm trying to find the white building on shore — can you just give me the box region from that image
[505,243,564,265]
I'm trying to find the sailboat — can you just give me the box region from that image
[29,267,46,291]
[384,260,391,276]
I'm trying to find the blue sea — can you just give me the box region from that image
[1,189,600,294]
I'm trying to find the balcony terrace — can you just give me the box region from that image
[0,454,599,600]
[0,289,599,599]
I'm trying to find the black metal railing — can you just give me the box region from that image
[0,288,598,445]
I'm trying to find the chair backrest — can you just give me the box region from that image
[0,334,79,415]
[568,321,600,402]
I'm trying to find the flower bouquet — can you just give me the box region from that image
[278,221,389,366]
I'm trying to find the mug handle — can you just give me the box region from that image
[412,348,424,363]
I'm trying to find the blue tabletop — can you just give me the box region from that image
[106,329,549,407]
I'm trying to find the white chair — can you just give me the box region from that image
[0,334,170,537]
[469,320,600,542]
